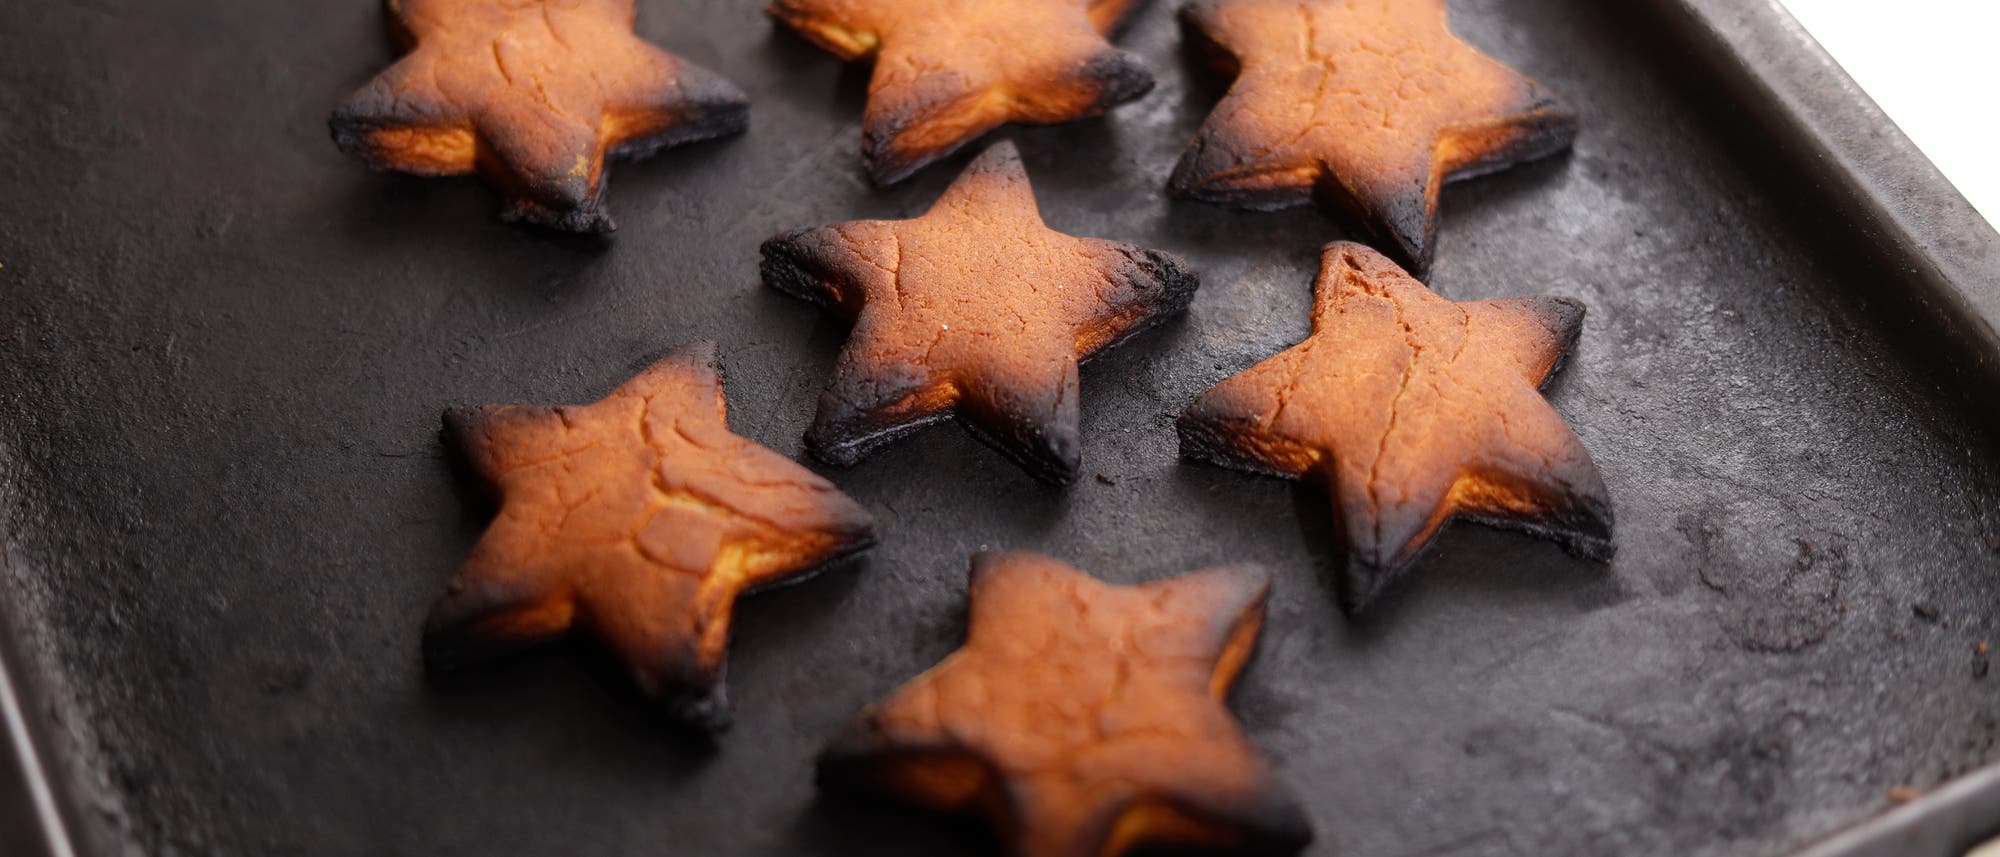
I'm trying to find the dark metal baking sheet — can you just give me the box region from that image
[2,0,1997,855]
[1790,766,2000,857]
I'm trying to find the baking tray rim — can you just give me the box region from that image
[0,612,80,857]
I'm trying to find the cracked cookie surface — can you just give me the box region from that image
[1169,0,1576,272]
[1178,242,1613,611]
[766,0,1154,183]
[819,551,1311,857]
[425,342,875,728]
[760,141,1198,484]
[331,0,749,232]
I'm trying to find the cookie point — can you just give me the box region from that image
[1165,141,1224,198]
[1544,294,1588,325]
[1132,247,1202,310]
[500,197,616,234]
[1559,491,1618,561]
[803,428,869,469]
[1083,48,1156,107]
[861,143,928,186]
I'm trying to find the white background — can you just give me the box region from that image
[1779,0,2000,229]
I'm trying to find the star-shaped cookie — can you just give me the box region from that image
[1169,0,1577,271]
[766,0,1154,183]
[331,0,750,232]
[425,342,876,727]
[820,551,1312,857]
[1178,242,1613,611]
[760,141,1199,484]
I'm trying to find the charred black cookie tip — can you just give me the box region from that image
[1540,295,1588,346]
[681,60,754,113]
[1173,400,1287,481]
[803,422,875,470]
[832,526,882,560]
[1527,86,1581,130]
[1527,295,1589,388]
[861,134,941,187]
[1165,132,1241,200]
[1558,489,1618,560]
[603,64,752,161]
[1084,48,1157,108]
[500,196,617,235]
[757,227,815,265]
[864,121,1020,188]
[613,103,750,160]
[1369,211,1433,278]
[689,97,753,144]
[1173,406,1224,461]
[1029,424,1085,485]
[803,499,881,561]
[1165,136,1313,211]
[659,63,753,143]
[1165,148,1206,199]
[1494,102,1581,175]
[758,228,851,307]
[325,108,431,173]
[954,410,1084,487]
[1333,522,1441,615]
[1124,246,1202,314]
[325,111,378,160]
[805,374,962,471]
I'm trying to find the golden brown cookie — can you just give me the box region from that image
[1169,0,1576,271]
[331,0,750,232]
[820,551,1311,857]
[765,0,1154,183]
[760,141,1199,484]
[425,342,875,727]
[1178,242,1612,611]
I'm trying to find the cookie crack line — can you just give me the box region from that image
[424,342,875,730]
[1365,284,1424,564]
[767,0,1155,183]
[760,141,1197,485]
[1178,242,1612,612]
[331,0,749,232]
[818,552,1311,857]
[1170,0,1578,272]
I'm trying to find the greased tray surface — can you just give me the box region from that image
[3,1,1999,856]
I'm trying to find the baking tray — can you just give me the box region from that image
[2,0,1998,855]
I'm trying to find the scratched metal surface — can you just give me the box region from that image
[2,0,1998,856]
